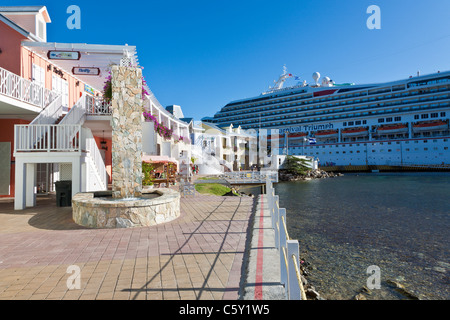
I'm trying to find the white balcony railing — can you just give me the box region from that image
[14,124,81,153]
[85,95,111,115]
[0,66,59,109]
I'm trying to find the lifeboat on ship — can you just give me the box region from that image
[412,120,448,132]
[341,127,369,137]
[288,132,307,139]
[267,135,283,141]
[376,124,408,134]
[314,129,338,139]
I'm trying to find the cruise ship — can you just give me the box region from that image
[204,67,450,169]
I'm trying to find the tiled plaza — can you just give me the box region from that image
[0,193,255,300]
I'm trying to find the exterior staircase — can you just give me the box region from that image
[14,93,108,197]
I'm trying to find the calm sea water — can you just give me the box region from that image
[272,172,450,300]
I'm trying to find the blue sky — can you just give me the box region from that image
[4,0,450,119]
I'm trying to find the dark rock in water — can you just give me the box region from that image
[386,280,420,300]
[301,275,308,286]
[306,288,321,300]
[353,293,367,300]
[359,285,372,295]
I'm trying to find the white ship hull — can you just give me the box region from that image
[207,69,450,167]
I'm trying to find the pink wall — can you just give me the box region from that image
[0,21,26,75]
[20,47,90,108]
[0,119,31,198]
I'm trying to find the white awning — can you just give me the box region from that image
[21,41,138,92]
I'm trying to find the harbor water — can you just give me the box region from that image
[274,172,450,300]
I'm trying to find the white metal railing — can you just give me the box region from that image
[30,95,63,125]
[223,171,279,184]
[0,66,59,109]
[59,93,87,125]
[265,179,307,300]
[82,127,107,189]
[14,124,81,152]
[85,95,111,115]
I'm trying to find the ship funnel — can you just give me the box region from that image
[312,72,320,85]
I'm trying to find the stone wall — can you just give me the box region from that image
[72,188,181,228]
[111,65,143,199]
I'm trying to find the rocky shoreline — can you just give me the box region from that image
[299,257,325,300]
[279,169,343,182]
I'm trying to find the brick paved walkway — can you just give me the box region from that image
[0,193,254,300]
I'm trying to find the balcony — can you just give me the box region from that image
[14,124,82,153]
[0,66,58,115]
[85,95,112,115]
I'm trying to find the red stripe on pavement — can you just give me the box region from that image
[254,195,264,300]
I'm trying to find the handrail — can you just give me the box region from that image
[30,95,63,125]
[0,66,59,109]
[265,178,306,300]
[291,253,307,300]
[59,93,87,125]
[281,215,290,241]
[82,127,107,189]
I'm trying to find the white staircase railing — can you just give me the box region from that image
[59,93,87,125]
[58,94,108,190]
[29,95,63,125]
[14,124,81,152]
[82,127,107,190]
[0,66,59,109]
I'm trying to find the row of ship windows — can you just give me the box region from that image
[219,84,450,116]
[375,112,446,123]
[244,103,450,129]
[225,74,450,112]
[413,112,446,120]
[229,95,450,126]
[299,139,449,148]
[343,120,368,126]
[302,146,448,155]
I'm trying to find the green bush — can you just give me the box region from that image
[284,156,310,175]
[142,162,155,186]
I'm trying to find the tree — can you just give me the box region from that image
[283,156,310,175]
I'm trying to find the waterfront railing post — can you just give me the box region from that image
[271,195,278,229]
[287,240,302,300]
[279,213,288,291]
[276,207,285,251]
[274,195,280,233]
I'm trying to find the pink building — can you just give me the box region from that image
[0,6,193,210]
[0,6,122,206]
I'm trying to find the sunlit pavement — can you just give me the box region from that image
[0,193,254,300]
